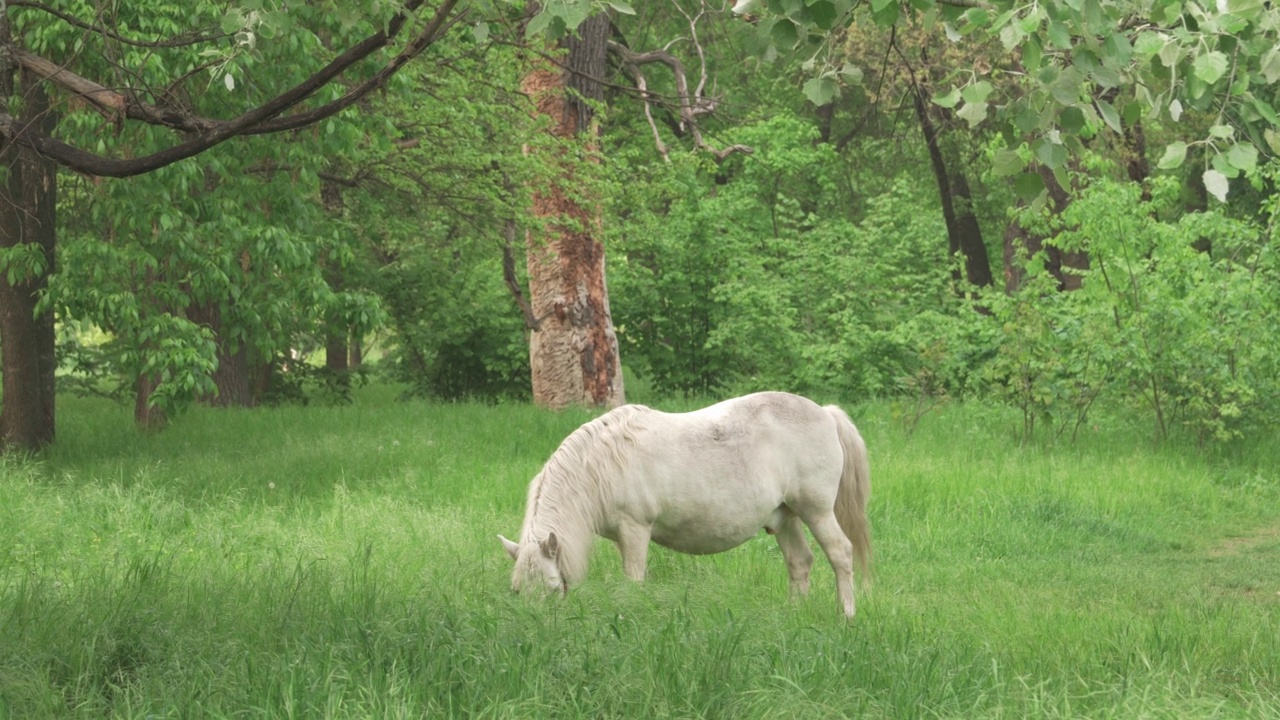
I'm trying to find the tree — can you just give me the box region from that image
[0,0,462,451]
[521,11,625,409]
[734,0,1280,202]
[0,61,56,448]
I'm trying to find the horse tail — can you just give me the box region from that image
[826,405,872,578]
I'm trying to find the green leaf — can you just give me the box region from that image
[1050,68,1084,105]
[1000,24,1025,51]
[1095,99,1122,133]
[1260,46,1280,84]
[1212,151,1240,178]
[1014,104,1040,133]
[772,18,799,47]
[991,8,1018,31]
[607,0,637,14]
[1017,8,1042,34]
[1252,96,1280,124]
[1047,22,1071,50]
[1264,129,1280,155]
[1193,51,1230,84]
[802,76,838,106]
[957,101,988,127]
[808,0,837,29]
[1022,37,1043,73]
[961,8,990,29]
[221,10,244,35]
[1226,0,1265,20]
[1133,31,1164,59]
[1059,106,1085,134]
[872,0,899,26]
[961,81,994,104]
[1226,142,1258,173]
[1208,124,1234,139]
[1121,101,1142,126]
[1013,172,1046,201]
[992,148,1025,176]
[1157,141,1188,170]
[1203,169,1229,202]
[525,10,553,38]
[556,0,592,30]
[1102,32,1132,68]
[932,87,962,109]
[472,21,490,43]
[1033,139,1067,169]
[838,63,864,83]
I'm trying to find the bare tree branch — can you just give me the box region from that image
[607,39,751,160]
[1,0,462,178]
[604,0,751,161]
[502,220,540,331]
[14,49,218,131]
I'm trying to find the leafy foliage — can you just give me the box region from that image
[608,112,957,399]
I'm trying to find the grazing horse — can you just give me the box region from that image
[499,392,872,617]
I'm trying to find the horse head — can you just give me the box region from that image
[498,532,567,596]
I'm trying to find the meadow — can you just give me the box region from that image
[1,387,1278,719]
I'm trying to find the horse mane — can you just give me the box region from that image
[518,404,651,585]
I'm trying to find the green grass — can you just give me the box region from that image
[2,389,1278,718]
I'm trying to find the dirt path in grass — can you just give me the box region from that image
[1204,522,1280,603]
[1207,523,1280,558]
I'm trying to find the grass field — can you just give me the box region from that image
[2,388,1278,718]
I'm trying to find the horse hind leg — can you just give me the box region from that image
[773,513,814,597]
[801,511,857,618]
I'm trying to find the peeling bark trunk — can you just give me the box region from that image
[0,68,58,452]
[521,14,624,409]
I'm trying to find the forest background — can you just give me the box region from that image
[0,0,1278,450]
[2,4,1279,716]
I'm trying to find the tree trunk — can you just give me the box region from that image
[326,330,350,373]
[1003,165,1089,292]
[911,88,993,290]
[521,13,624,409]
[320,174,352,382]
[187,300,255,407]
[134,373,168,431]
[0,67,58,452]
[348,336,362,368]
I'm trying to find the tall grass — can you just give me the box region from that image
[2,390,1278,718]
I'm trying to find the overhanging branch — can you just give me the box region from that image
[1,0,461,178]
[14,49,217,132]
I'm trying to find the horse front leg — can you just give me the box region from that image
[614,518,652,582]
[774,514,814,597]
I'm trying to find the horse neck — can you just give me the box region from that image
[522,467,602,584]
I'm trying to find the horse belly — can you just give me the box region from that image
[648,504,772,555]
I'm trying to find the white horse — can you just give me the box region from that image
[499,391,871,617]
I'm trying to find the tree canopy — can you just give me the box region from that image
[2,0,1279,451]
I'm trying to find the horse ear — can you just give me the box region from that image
[498,534,519,560]
[540,532,559,559]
